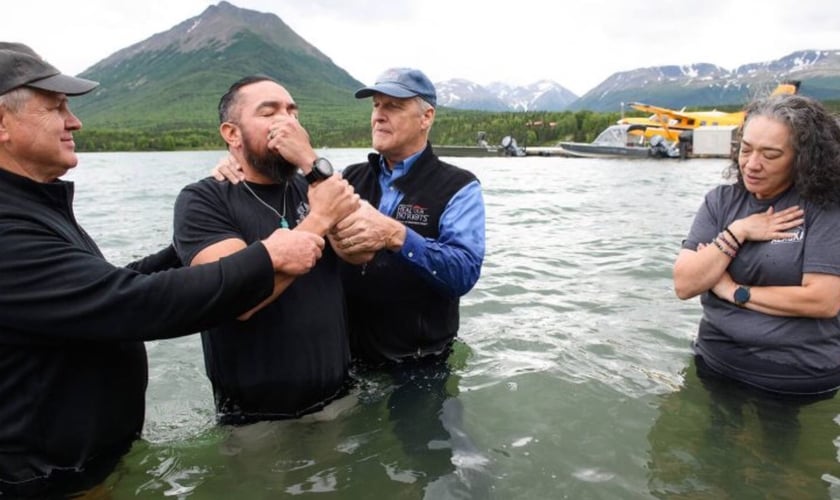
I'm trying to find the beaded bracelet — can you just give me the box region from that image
[717,233,739,253]
[724,227,743,248]
[713,238,736,259]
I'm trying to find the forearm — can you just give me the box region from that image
[189,238,303,320]
[238,273,295,320]
[295,212,332,237]
[720,278,840,318]
[733,286,833,317]
[1,238,273,341]
[673,247,732,299]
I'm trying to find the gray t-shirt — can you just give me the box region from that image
[682,183,840,393]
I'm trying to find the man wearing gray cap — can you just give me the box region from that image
[333,67,486,365]
[0,42,327,497]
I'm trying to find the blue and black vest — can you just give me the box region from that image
[340,144,477,363]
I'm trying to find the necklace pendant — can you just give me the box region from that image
[279,217,289,229]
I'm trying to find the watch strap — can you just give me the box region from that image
[305,157,333,184]
[305,170,324,184]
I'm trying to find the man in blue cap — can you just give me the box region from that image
[210,67,488,486]
[212,67,486,365]
[333,67,486,365]
[333,68,488,487]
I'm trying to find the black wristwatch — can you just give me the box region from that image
[305,157,333,184]
[733,286,751,307]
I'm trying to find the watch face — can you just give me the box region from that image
[314,158,333,176]
[734,286,750,304]
[305,158,333,184]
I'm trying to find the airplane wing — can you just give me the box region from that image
[618,81,798,142]
[629,102,698,127]
[631,102,751,127]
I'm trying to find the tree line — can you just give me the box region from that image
[75,101,840,152]
[74,110,626,152]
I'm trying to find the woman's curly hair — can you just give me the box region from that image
[726,94,840,207]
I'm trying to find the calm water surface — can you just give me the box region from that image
[67,150,840,499]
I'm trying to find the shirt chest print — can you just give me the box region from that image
[770,225,804,244]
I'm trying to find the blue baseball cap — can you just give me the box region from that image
[354,68,436,107]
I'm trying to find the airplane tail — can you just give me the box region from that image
[770,80,801,96]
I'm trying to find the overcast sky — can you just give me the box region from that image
[6,0,839,96]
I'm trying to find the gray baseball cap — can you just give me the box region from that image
[0,42,98,96]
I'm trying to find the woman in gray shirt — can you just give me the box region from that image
[673,94,840,395]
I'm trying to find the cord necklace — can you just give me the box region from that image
[241,180,290,228]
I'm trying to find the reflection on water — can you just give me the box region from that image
[63,151,840,498]
[648,356,840,499]
[114,343,491,498]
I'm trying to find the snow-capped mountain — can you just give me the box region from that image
[570,50,840,111]
[436,50,840,113]
[436,79,578,112]
[435,79,510,111]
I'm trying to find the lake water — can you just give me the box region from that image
[65,150,840,499]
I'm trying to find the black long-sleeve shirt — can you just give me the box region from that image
[0,167,274,496]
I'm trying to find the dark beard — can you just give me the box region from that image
[243,132,298,183]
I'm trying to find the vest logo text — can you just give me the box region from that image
[395,204,430,226]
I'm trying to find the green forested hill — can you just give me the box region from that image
[70,2,371,151]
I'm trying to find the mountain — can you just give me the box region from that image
[501,81,579,111]
[569,50,840,111]
[435,51,840,113]
[67,0,840,144]
[436,79,578,111]
[435,79,509,111]
[72,1,367,131]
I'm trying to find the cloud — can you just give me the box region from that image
[4,0,838,96]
